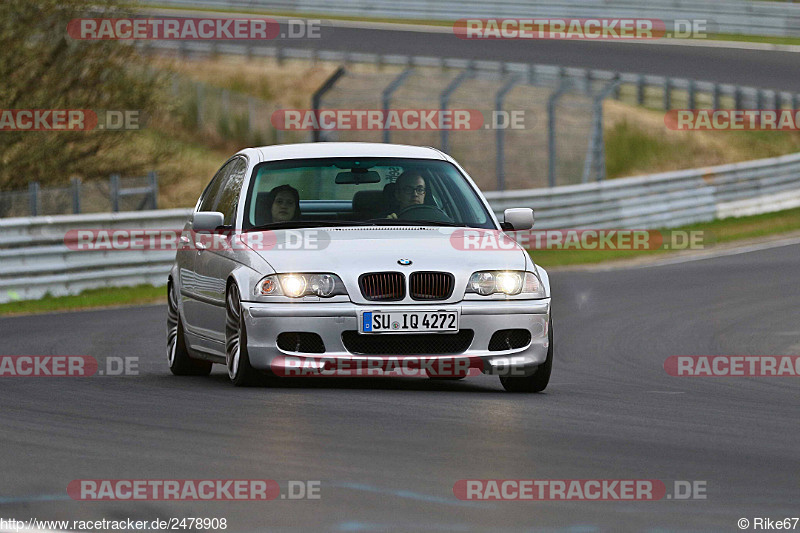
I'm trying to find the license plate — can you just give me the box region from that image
[360,310,459,334]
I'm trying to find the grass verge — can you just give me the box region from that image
[0,284,165,317]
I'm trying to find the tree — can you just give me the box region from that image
[0,0,164,192]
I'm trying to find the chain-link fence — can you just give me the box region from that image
[315,63,605,190]
[0,173,158,218]
[169,75,310,147]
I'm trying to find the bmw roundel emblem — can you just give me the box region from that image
[398,259,412,266]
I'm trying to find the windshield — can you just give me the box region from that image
[241,157,496,230]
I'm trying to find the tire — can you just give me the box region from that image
[167,281,212,376]
[500,319,553,393]
[225,283,262,387]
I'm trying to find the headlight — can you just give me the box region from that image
[467,271,544,297]
[255,273,347,298]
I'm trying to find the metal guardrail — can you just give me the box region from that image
[143,0,800,38]
[2,152,799,304]
[0,209,191,302]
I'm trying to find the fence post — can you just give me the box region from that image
[583,77,620,183]
[196,83,204,128]
[547,78,571,188]
[663,77,672,110]
[110,174,120,213]
[311,66,347,142]
[440,66,473,153]
[148,171,158,210]
[712,83,721,110]
[734,86,743,110]
[381,66,415,143]
[247,97,255,137]
[28,182,40,217]
[688,79,696,109]
[495,75,521,191]
[71,177,81,214]
[756,89,764,110]
[222,89,230,127]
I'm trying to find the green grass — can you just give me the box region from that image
[0,284,165,316]
[530,206,800,267]
[604,119,800,180]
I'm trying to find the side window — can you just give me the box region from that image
[198,161,234,212]
[215,158,247,226]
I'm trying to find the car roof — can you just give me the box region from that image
[252,142,448,163]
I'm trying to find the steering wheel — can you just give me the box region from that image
[396,204,451,222]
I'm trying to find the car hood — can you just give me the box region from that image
[244,226,528,275]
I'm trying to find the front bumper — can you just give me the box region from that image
[242,298,551,377]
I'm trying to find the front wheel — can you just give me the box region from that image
[225,284,262,387]
[167,281,212,376]
[500,319,553,393]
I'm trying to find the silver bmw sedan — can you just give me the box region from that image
[168,142,552,392]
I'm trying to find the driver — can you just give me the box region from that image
[386,170,426,220]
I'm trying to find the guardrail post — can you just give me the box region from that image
[148,171,158,210]
[734,86,743,110]
[688,79,696,109]
[527,64,537,86]
[547,78,571,188]
[381,66,415,143]
[712,83,721,110]
[71,177,81,214]
[663,77,672,110]
[28,182,40,217]
[110,174,120,213]
[495,75,521,191]
[440,66,473,153]
[636,74,646,105]
[756,89,764,110]
[311,66,347,142]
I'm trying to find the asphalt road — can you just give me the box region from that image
[1,242,798,531]
[264,22,800,91]
[140,9,800,92]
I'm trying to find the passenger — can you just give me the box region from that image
[263,184,300,223]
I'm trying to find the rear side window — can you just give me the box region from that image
[198,159,236,212]
[215,158,248,226]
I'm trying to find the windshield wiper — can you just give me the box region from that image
[244,220,379,232]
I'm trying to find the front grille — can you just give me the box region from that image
[341,330,474,355]
[277,332,326,353]
[488,329,532,351]
[359,272,405,301]
[410,272,454,301]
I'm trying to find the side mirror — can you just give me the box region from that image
[193,211,225,232]
[503,208,534,231]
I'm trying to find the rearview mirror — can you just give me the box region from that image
[503,208,534,231]
[193,211,225,232]
[335,170,381,184]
